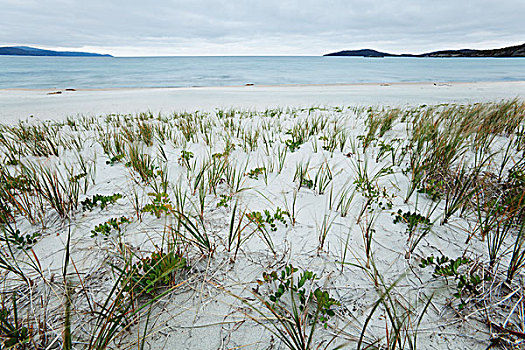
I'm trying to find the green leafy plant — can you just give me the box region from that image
[420,255,487,309]
[91,216,130,239]
[353,159,394,222]
[1,225,39,249]
[106,153,125,165]
[376,139,402,165]
[247,265,339,350]
[417,178,445,201]
[393,210,432,236]
[246,167,265,180]
[246,208,290,254]
[216,194,233,208]
[248,207,290,232]
[178,150,194,168]
[285,139,302,152]
[141,192,173,218]
[82,193,122,211]
[301,179,313,189]
[393,209,434,255]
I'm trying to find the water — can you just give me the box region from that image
[0,56,524,89]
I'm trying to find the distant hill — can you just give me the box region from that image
[324,49,394,57]
[0,46,112,57]
[324,43,525,58]
[421,43,525,57]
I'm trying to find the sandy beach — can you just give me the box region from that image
[1,81,525,122]
[3,0,525,346]
[1,82,525,349]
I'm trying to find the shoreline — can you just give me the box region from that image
[1,80,524,122]
[2,79,525,92]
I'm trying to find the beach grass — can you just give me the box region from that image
[1,101,525,349]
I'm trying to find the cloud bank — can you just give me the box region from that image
[0,0,523,56]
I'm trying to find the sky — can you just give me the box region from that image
[0,0,523,56]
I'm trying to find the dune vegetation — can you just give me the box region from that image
[1,100,525,349]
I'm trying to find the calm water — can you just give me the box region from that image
[0,56,524,89]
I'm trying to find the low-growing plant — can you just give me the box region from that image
[285,139,302,152]
[353,159,395,222]
[353,158,394,219]
[248,207,290,232]
[393,210,432,236]
[149,164,169,196]
[247,265,340,350]
[178,150,195,169]
[393,209,434,255]
[82,193,122,211]
[246,209,291,254]
[91,216,130,239]
[142,192,173,218]
[420,255,487,309]
[301,178,313,189]
[246,167,265,180]
[216,194,233,208]
[1,224,39,249]
[106,153,125,165]
[376,139,403,165]
[417,178,445,202]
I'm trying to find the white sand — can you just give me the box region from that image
[1,81,525,122]
[1,84,524,349]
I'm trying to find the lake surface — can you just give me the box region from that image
[0,56,524,89]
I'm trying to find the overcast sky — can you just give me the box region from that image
[0,0,523,56]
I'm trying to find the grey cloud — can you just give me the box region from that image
[0,0,523,55]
